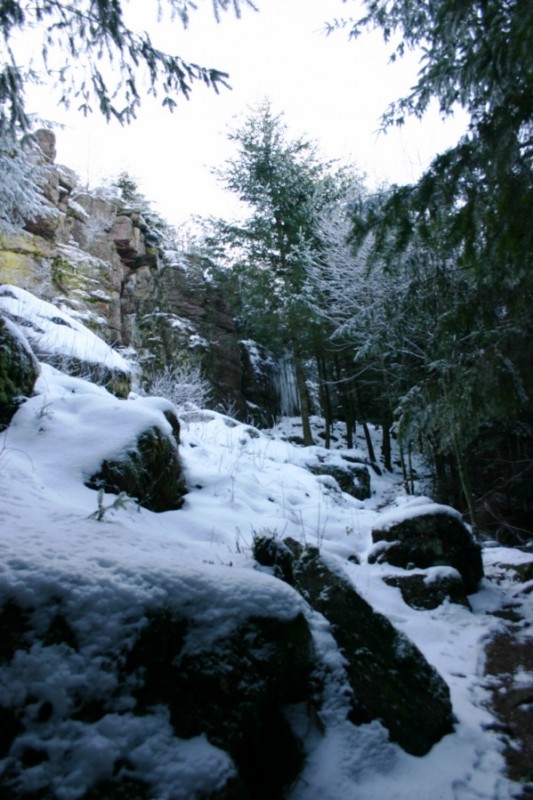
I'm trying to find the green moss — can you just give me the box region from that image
[85,426,186,511]
[0,316,39,428]
[51,255,86,293]
[0,229,53,257]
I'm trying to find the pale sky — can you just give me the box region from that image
[27,0,469,226]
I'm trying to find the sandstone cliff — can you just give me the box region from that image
[0,130,249,414]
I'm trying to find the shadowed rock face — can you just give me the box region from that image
[253,535,455,757]
[370,511,484,594]
[125,609,313,800]
[383,570,471,610]
[0,315,39,429]
[0,594,314,800]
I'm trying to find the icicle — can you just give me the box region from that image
[273,355,300,416]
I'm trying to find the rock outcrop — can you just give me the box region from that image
[0,285,131,398]
[121,255,247,415]
[0,130,253,414]
[307,457,371,501]
[252,535,455,756]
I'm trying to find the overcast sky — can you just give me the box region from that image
[28,0,468,226]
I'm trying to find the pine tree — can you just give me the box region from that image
[328,0,533,531]
[215,101,338,444]
[0,129,52,229]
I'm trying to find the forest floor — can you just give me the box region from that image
[482,555,533,798]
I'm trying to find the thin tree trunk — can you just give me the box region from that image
[363,422,376,464]
[294,349,313,445]
[382,420,392,472]
[399,445,411,494]
[408,441,415,494]
[317,354,332,449]
[333,355,354,448]
[452,434,477,532]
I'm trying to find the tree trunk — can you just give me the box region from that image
[382,420,392,472]
[399,445,411,495]
[317,354,332,449]
[452,435,477,532]
[333,354,355,448]
[294,349,313,445]
[408,441,415,495]
[363,422,376,464]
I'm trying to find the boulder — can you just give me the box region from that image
[383,568,471,610]
[307,459,371,501]
[0,285,131,398]
[86,412,187,512]
[252,536,455,756]
[369,506,484,594]
[0,315,39,429]
[126,608,313,799]
[0,571,313,800]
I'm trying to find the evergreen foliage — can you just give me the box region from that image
[0,129,53,228]
[215,101,341,444]
[329,0,533,532]
[0,0,255,134]
[0,1,254,230]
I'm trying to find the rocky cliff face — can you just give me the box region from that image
[0,130,249,415]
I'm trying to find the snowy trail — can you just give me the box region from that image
[1,370,532,799]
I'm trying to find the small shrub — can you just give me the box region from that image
[144,364,211,409]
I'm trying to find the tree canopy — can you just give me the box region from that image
[0,0,255,229]
[328,0,533,532]
[0,0,256,134]
[338,0,533,279]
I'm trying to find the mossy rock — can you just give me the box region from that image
[0,315,39,429]
[86,423,187,512]
[292,548,454,756]
[44,353,130,399]
[307,461,371,501]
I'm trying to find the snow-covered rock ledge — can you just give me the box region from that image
[1,297,532,799]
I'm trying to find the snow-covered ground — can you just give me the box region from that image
[1,360,532,798]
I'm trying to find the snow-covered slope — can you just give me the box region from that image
[0,363,532,799]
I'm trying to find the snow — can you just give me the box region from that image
[1,323,532,797]
[372,495,464,531]
[0,285,129,374]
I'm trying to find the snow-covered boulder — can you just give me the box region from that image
[383,567,471,610]
[0,285,131,398]
[0,557,313,799]
[86,407,186,512]
[369,501,484,594]
[0,314,39,429]
[307,458,371,501]
[252,535,455,757]
[125,606,313,798]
